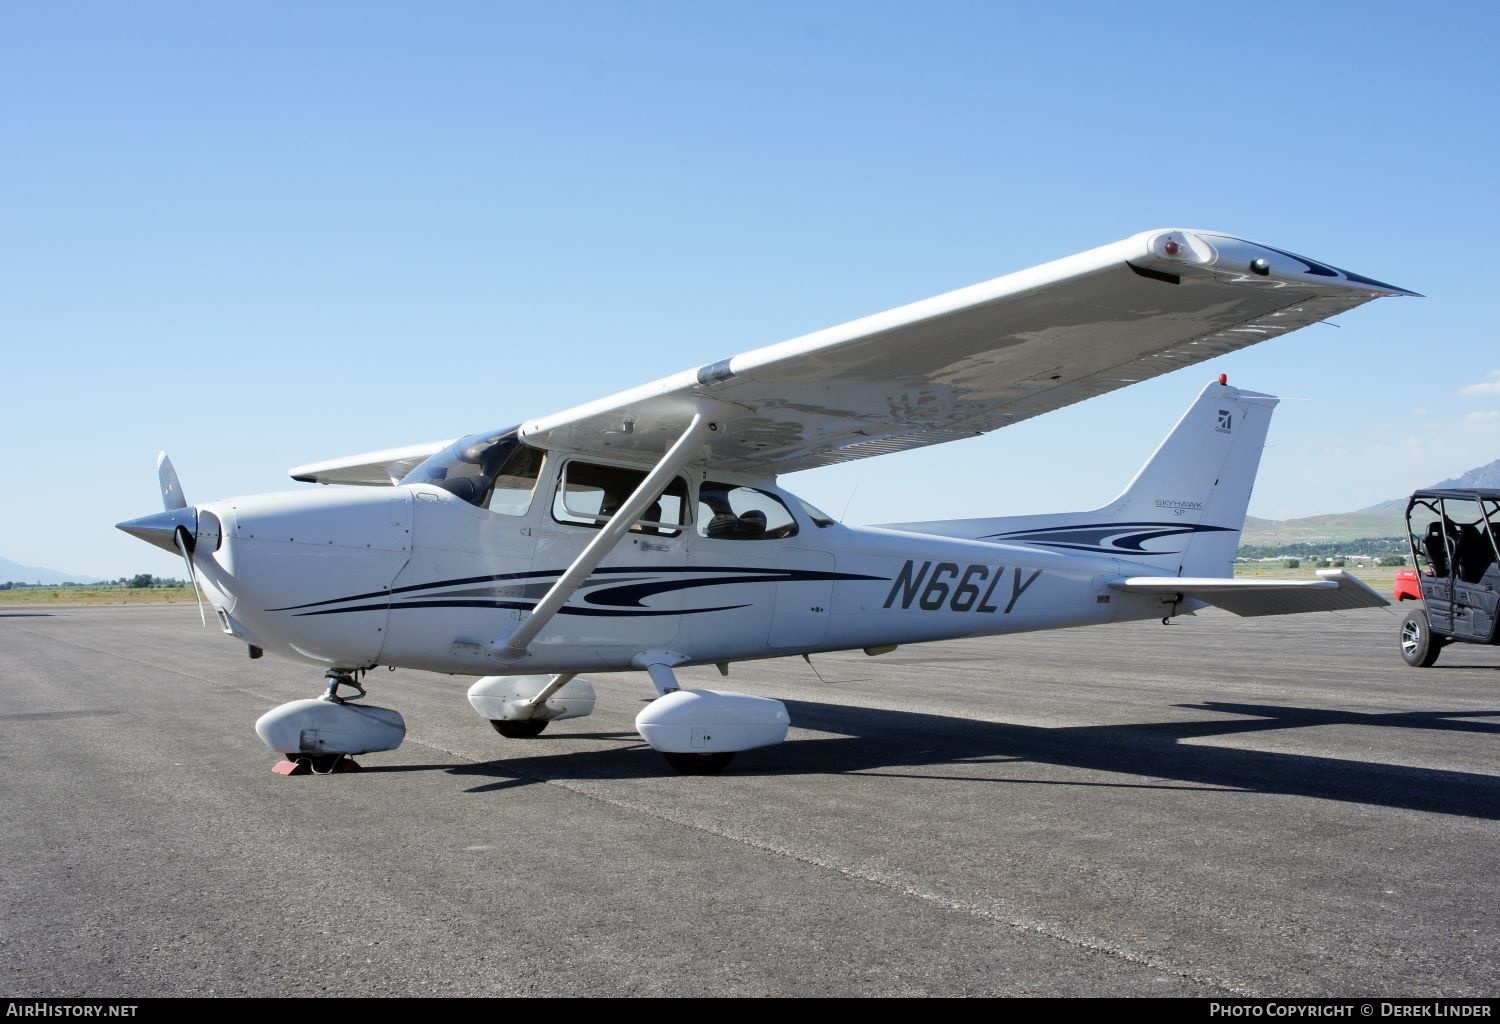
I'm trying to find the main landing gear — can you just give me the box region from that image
[468,662,792,775]
[632,658,789,776]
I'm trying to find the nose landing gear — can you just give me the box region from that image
[275,752,361,775]
[322,669,367,703]
[255,668,406,774]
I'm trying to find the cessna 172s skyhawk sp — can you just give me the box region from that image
[118,229,1415,773]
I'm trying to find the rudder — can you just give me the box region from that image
[1094,380,1278,576]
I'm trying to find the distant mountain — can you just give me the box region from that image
[1240,512,1405,547]
[1244,457,1500,548]
[1356,458,1500,516]
[0,556,102,586]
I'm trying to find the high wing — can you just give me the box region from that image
[290,440,453,486]
[1109,570,1390,616]
[289,228,1415,482]
[516,229,1415,472]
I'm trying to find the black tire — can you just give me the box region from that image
[662,751,735,775]
[1400,610,1441,667]
[284,753,344,772]
[490,718,548,738]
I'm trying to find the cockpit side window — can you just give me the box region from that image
[400,427,544,515]
[488,446,545,516]
[698,482,798,540]
[552,460,686,535]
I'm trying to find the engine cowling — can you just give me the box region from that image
[635,689,789,754]
[254,698,406,757]
[466,674,597,723]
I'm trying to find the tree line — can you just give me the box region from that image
[0,575,188,589]
[1237,537,1409,561]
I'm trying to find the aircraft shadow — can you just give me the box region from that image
[373,699,1500,820]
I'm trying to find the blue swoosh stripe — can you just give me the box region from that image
[982,521,1234,555]
[282,566,885,618]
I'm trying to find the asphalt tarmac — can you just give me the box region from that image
[1,604,1495,997]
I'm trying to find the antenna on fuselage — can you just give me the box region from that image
[839,485,860,524]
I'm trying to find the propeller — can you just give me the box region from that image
[173,528,207,628]
[158,451,187,511]
[159,454,207,627]
[117,454,206,626]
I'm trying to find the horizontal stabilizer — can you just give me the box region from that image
[1108,569,1389,617]
[289,440,451,486]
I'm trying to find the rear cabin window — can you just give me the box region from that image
[697,483,798,540]
[552,461,686,535]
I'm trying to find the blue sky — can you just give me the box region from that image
[4,2,1496,580]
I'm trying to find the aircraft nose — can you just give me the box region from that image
[116,506,198,554]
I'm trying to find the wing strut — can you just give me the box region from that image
[489,409,719,659]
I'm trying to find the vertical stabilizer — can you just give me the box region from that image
[882,380,1279,577]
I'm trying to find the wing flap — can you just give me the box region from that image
[1109,569,1390,617]
[289,440,452,487]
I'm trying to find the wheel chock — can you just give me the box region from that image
[270,756,363,776]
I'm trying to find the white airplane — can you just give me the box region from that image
[118,228,1416,774]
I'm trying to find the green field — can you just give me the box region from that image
[0,586,201,606]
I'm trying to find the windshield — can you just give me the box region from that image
[401,427,543,511]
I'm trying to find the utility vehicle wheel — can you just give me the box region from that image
[1400,610,1441,668]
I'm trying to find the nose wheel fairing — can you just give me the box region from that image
[254,698,406,761]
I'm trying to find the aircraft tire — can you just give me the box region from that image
[662,751,735,775]
[284,753,344,772]
[490,719,548,738]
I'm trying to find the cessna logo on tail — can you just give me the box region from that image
[1217,409,1233,434]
